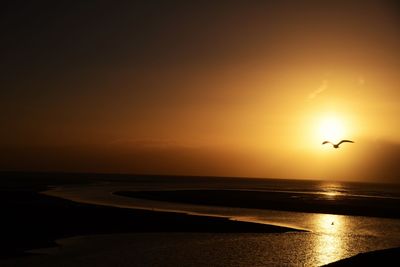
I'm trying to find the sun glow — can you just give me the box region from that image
[318,117,345,143]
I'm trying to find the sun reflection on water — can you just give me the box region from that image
[319,181,345,200]
[314,214,346,266]
[321,191,341,200]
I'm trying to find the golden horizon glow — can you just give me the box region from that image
[1,1,399,183]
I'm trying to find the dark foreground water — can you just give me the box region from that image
[5,176,400,266]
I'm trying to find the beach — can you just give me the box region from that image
[0,186,301,259]
[323,247,400,266]
[115,189,400,218]
[1,172,400,266]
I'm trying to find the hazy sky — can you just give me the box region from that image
[1,1,399,182]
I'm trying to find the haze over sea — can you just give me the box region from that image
[27,175,400,267]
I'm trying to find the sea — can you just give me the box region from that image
[6,175,400,266]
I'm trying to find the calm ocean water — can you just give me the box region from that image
[9,176,400,267]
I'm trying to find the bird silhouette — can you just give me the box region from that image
[322,140,354,148]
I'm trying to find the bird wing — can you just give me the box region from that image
[338,140,354,145]
[322,141,332,145]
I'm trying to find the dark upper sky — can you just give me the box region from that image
[1,1,399,182]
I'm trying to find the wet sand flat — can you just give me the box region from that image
[115,189,400,218]
[0,188,301,259]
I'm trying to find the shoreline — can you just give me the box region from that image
[0,189,302,259]
[323,247,400,266]
[114,189,400,219]
[2,172,400,265]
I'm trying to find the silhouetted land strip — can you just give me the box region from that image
[323,247,400,266]
[0,187,300,259]
[115,189,400,218]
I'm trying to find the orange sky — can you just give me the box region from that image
[1,1,399,182]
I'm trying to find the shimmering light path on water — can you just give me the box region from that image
[40,179,400,266]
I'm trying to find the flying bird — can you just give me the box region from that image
[322,140,354,149]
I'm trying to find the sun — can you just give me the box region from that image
[318,117,345,142]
